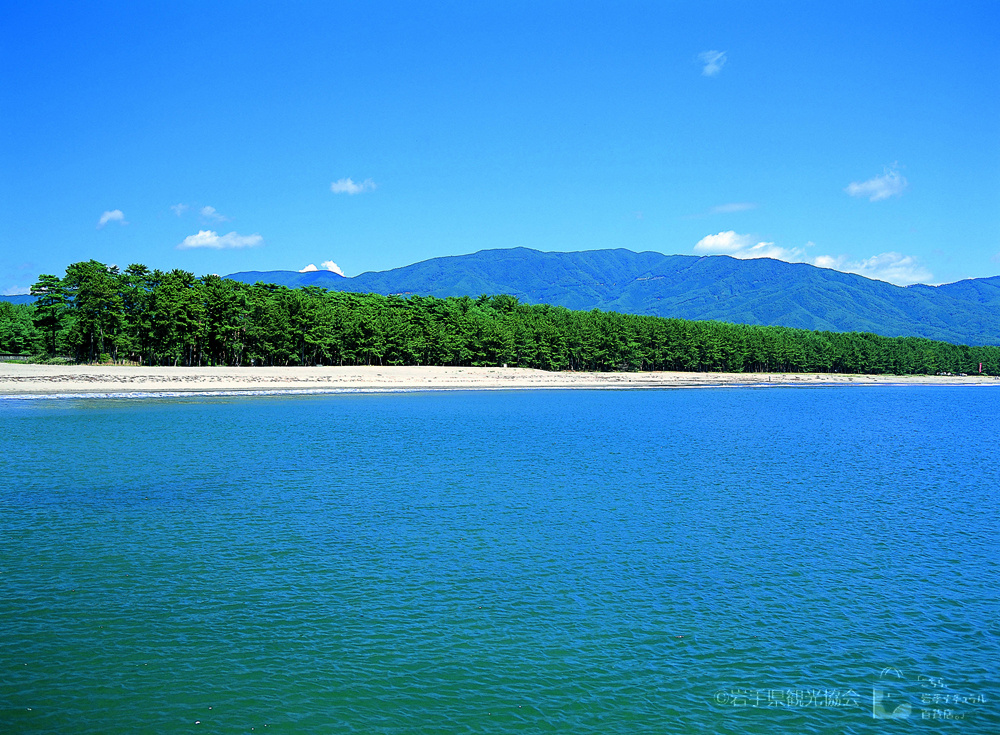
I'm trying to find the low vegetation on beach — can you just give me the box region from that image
[2,260,998,375]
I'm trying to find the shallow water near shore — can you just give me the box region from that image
[2,387,998,734]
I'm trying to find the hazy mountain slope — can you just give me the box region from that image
[910,276,1000,310]
[226,248,1000,345]
[596,256,999,342]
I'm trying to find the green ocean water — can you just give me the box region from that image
[1,387,998,734]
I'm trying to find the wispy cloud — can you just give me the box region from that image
[330,177,376,195]
[699,50,726,77]
[171,203,231,222]
[2,286,31,296]
[200,205,229,222]
[97,209,126,229]
[845,167,908,201]
[694,231,932,284]
[738,242,807,261]
[813,252,932,285]
[299,260,346,276]
[177,230,262,250]
[710,202,756,214]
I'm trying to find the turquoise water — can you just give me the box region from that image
[1,387,998,734]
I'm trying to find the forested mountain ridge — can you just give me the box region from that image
[4,260,999,377]
[226,248,1000,346]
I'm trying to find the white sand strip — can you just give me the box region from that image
[0,364,997,397]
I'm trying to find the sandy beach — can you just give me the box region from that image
[0,363,996,397]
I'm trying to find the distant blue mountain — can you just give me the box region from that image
[225,248,1000,346]
[0,294,35,305]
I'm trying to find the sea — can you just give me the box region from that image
[1,386,998,734]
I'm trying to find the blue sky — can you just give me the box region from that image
[2,1,998,293]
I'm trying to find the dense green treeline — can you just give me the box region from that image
[0,301,38,355]
[4,259,999,375]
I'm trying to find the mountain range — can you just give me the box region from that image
[4,249,998,345]
[1,294,35,306]
[226,248,1000,346]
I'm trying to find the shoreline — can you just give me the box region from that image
[1,364,997,398]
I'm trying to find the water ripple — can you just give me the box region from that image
[2,388,998,733]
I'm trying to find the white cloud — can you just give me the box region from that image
[320,260,345,276]
[177,230,263,250]
[699,50,727,77]
[737,242,807,261]
[2,285,31,296]
[695,232,932,285]
[694,230,806,262]
[710,202,756,214]
[812,255,840,269]
[97,209,126,228]
[813,252,932,285]
[694,230,756,254]
[299,260,346,276]
[330,177,376,195]
[200,205,229,222]
[845,167,908,201]
[171,203,189,216]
